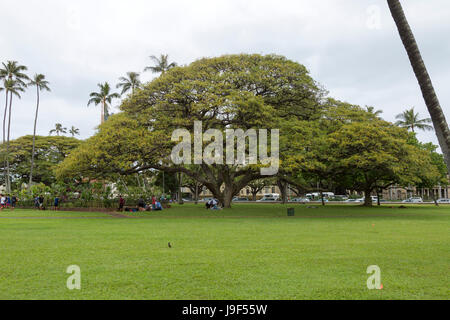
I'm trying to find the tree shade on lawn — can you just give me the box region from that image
[387,0,450,173]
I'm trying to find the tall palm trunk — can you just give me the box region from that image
[2,89,8,190]
[387,0,450,173]
[5,91,13,193]
[29,86,40,189]
[101,100,105,125]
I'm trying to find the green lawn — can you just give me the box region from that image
[0,204,449,300]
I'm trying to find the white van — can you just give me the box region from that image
[402,197,423,203]
[306,192,334,199]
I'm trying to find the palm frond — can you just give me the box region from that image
[144,54,177,74]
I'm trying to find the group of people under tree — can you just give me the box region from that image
[205,198,221,210]
[0,194,18,210]
[118,195,163,212]
[33,195,60,211]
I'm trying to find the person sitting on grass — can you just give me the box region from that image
[154,200,163,211]
[138,198,146,211]
[206,199,215,209]
[208,198,221,210]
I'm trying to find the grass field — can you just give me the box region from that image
[0,204,449,300]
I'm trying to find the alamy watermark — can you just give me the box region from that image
[66,265,81,290]
[171,121,279,175]
[366,5,382,30]
[366,265,382,290]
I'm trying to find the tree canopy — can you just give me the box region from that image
[56,54,447,207]
[1,135,80,188]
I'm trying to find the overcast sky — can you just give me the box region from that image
[1,0,449,149]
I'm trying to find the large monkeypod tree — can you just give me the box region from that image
[57,54,324,208]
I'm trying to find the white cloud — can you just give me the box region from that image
[0,0,448,149]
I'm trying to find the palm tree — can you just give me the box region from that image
[395,107,433,132]
[88,82,120,125]
[365,106,383,117]
[49,123,67,136]
[387,0,450,172]
[144,54,177,75]
[28,74,50,189]
[0,61,28,142]
[3,79,25,192]
[69,126,80,137]
[116,72,141,96]
[0,61,28,190]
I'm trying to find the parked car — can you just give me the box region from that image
[332,195,349,201]
[306,192,334,199]
[290,198,310,203]
[232,197,249,202]
[402,197,423,203]
[350,196,379,203]
[345,199,359,203]
[257,197,280,202]
[437,198,450,203]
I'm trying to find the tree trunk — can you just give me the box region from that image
[364,189,373,207]
[431,192,438,207]
[136,174,142,188]
[252,191,257,201]
[376,189,381,206]
[162,171,165,196]
[387,0,450,173]
[194,182,199,205]
[222,183,235,209]
[277,179,288,204]
[283,182,288,203]
[142,175,148,191]
[29,87,40,190]
[5,91,13,193]
[320,191,325,206]
[177,172,183,204]
[2,89,8,190]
